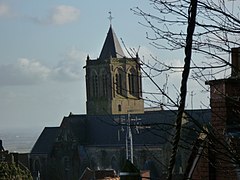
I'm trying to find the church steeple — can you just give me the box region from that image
[85,24,144,115]
[99,26,125,60]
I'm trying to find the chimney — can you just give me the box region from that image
[231,47,240,77]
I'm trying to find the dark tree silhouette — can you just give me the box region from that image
[131,0,240,179]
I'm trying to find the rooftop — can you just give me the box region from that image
[99,25,125,60]
[31,127,60,154]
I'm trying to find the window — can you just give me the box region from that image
[128,69,136,96]
[128,68,141,97]
[128,74,132,94]
[92,75,98,97]
[118,104,122,112]
[138,75,142,97]
[116,73,122,95]
[102,74,108,97]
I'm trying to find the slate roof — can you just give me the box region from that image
[99,25,125,60]
[60,114,87,143]
[85,109,211,146]
[31,127,60,154]
[30,109,211,154]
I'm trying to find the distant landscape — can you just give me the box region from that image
[0,128,42,153]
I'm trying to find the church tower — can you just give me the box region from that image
[84,25,144,115]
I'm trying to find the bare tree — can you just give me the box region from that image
[131,0,240,179]
[132,0,240,92]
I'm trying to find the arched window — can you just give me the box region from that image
[128,68,137,96]
[128,74,134,95]
[138,74,142,98]
[102,73,108,97]
[92,74,98,97]
[128,68,142,98]
[116,73,122,95]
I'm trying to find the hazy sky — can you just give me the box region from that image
[2,0,232,131]
[0,0,157,131]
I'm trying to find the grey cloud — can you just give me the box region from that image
[30,5,80,25]
[51,48,86,82]
[0,49,86,86]
[0,58,50,86]
[0,3,10,17]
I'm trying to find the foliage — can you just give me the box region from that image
[0,162,32,180]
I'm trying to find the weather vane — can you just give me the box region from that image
[108,11,114,25]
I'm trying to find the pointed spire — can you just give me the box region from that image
[99,26,125,60]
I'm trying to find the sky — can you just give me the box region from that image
[1,0,230,132]
[0,0,157,131]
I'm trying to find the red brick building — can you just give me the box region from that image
[185,48,240,179]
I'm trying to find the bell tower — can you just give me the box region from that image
[84,25,144,115]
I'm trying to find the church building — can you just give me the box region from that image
[84,25,144,115]
[29,23,239,180]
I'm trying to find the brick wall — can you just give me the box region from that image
[206,78,240,180]
[192,47,240,179]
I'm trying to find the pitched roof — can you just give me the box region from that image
[31,127,60,154]
[60,114,87,143]
[99,25,125,60]
[79,167,94,180]
[30,109,211,155]
[85,109,211,146]
[79,167,119,180]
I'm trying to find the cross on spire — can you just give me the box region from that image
[108,11,113,25]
